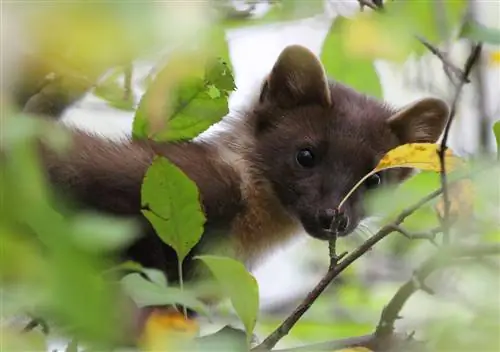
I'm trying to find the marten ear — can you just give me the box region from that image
[387,98,449,144]
[259,45,331,108]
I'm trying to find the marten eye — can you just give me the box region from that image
[365,173,381,189]
[296,148,315,168]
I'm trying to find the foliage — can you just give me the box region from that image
[2,1,499,352]
[321,17,382,98]
[196,255,260,343]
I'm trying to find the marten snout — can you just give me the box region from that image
[317,209,349,233]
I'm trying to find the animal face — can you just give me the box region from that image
[249,45,449,240]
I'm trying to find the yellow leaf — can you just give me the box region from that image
[374,143,464,173]
[489,50,500,66]
[339,143,465,210]
[435,178,475,221]
[139,308,199,351]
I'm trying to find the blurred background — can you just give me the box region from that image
[1,1,499,351]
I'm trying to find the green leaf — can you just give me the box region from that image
[222,0,325,30]
[93,72,135,112]
[321,17,382,98]
[120,272,208,315]
[141,157,205,262]
[70,213,138,253]
[493,120,500,157]
[132,59,234,142]
[141,268,168,287]
[195,255,259,342]
[382,0,467,55]
[65,339,78,352]
[460,21,500,45]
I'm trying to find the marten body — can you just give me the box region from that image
[33,45,449,291]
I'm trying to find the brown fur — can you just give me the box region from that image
[29,45,449,300]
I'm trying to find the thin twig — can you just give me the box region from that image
[415,35,468,85]
[356,0,380,11]
[438,43,482,244]
[252,187,446,351]
[123,62,133,103]
[388,224,441,246]
[375,243,500,338]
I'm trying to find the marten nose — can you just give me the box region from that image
[317,209,349,232]
[317,209,337,230]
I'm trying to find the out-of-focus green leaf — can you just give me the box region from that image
[120,272,208,315]
[132,56,234,141]
[65,339,79,352]
[493,120,500,157]
[0,329,47,352]
[223,0,324,29]
[321,17,382,98]
[70,213,138,253]
[195,255,259,342]
[93,76,135,112]
[141,157,205,262]
[460,21,500,45]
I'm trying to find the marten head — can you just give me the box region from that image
[247,45,449,240]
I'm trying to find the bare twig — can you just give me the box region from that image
[252,187,446,351]
[388,224,441,246]
[357,0,380,11]
[21,317,50,335]
[438,43,482,244]
[415,35,468,85]
[275,332,424,352]
[123,63,133,103]
[375,243,500,338]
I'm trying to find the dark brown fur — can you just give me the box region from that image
[31,45,449,298]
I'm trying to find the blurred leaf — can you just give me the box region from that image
[342,13,413,62]
[460,21,500,45]
[65,339,79,352]
[382,0,467,55]
[223,0,325,29]
[139,309,199,352]
[195,255,259,342]
[0,328,47,352]
[120,273,208,314]
[70,213,138,253]
[435,178,475,222]
[493,120,500,157]
[142,268,168,288]
[488,50,500,67]
[366,171,441,220]
[321,17,382,98]
[141,157,205,262]
[94,76,135,112]
[132,56,234,141]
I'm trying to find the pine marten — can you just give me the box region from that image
[16,45,449,318]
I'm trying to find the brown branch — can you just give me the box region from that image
[375,243,500,338]
[415,35,468,85]
[438,43,482,244]
[252,187,446,351]
[275,332,424,352]
[388,224,441,246]
[357,0,380,11]
[123,63,133,103]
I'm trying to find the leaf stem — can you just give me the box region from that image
[178,259,188,318]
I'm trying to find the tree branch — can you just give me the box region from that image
[375,243,500,338]
[437,43,482,244]
[252,187,446,351]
